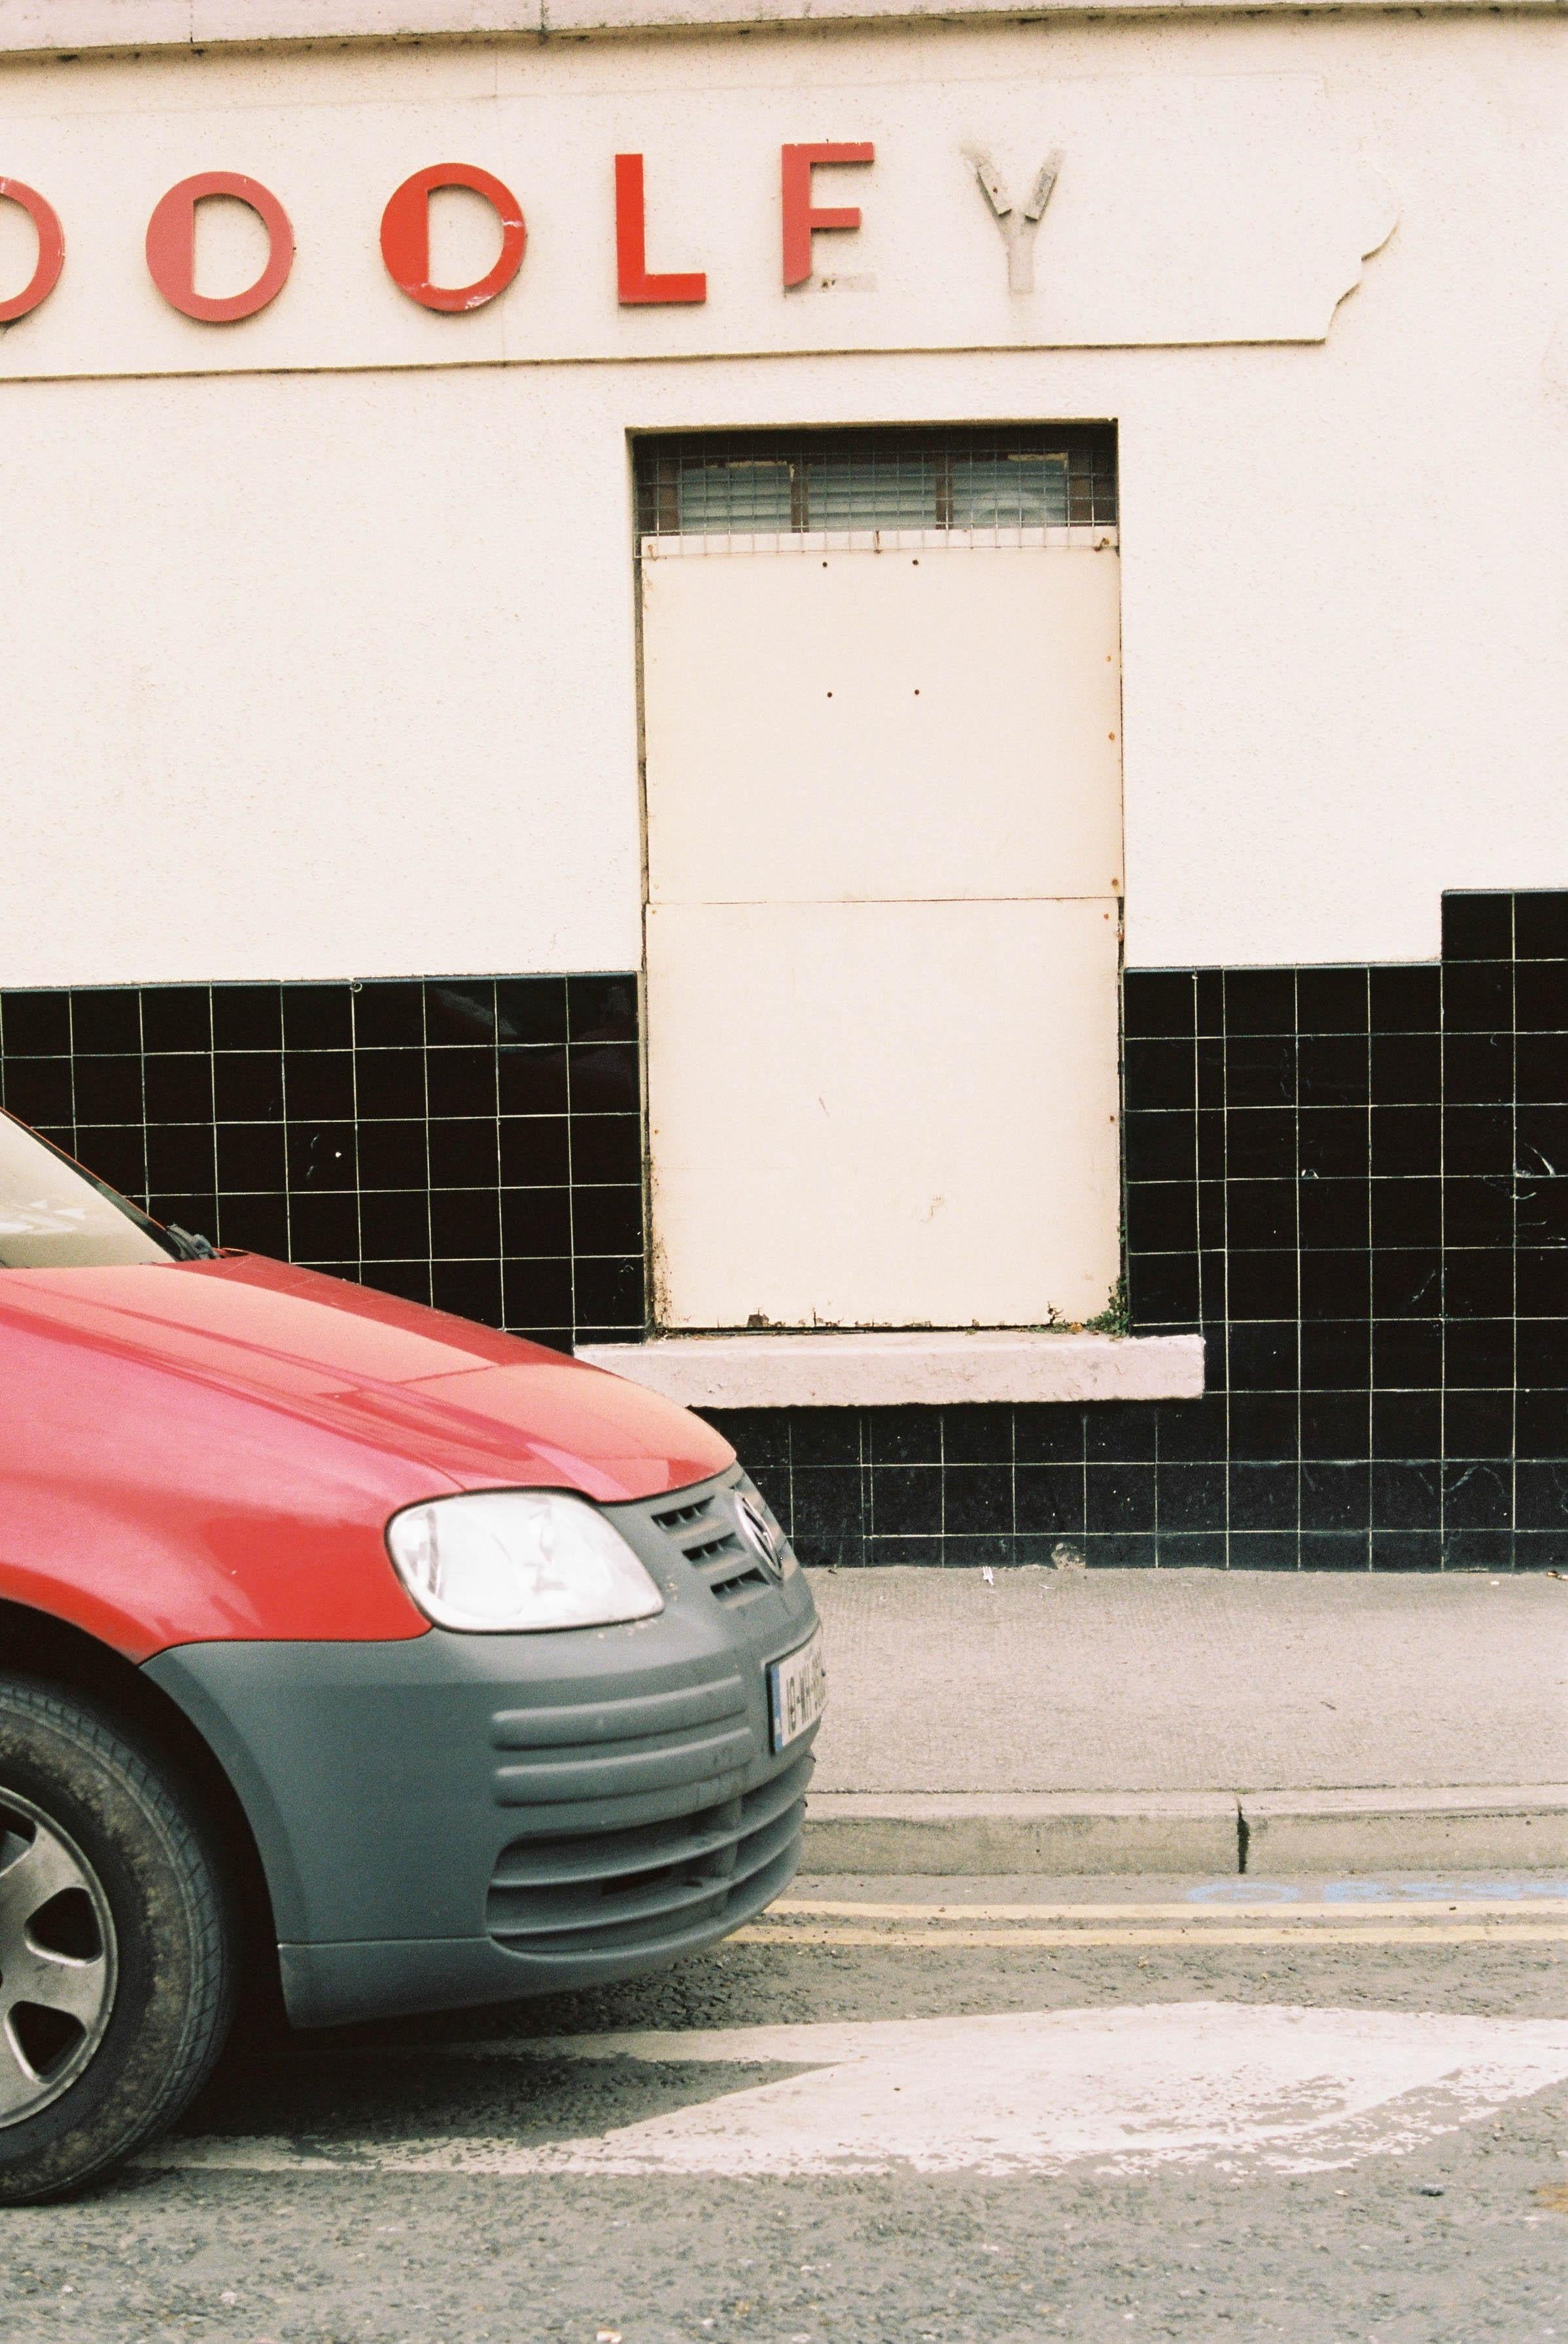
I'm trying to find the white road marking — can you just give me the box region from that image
[142,2004,1568,2180]
[771,1897,1568,1922]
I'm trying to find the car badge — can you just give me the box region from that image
[737,1493,786,1579]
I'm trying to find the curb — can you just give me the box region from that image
[801,1786,1568,1876]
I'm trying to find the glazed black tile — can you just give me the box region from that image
[571,1117,642,1186]
[498,1045,568,1117]
[1126,1183,1198,1255]
[1227,1323,1298,1391]
[574,1257,645,1327]
[1124,1110,1195,1183]
[1225,1108,1296,1180]
[1370,1531,1444,1571]
[1196,970,1225,1035]
[1443,1106,1513,1178]
[1298,1035,1367,1106]
[500,1257,573,1328]
[500,1187,572,1256]
[1372,1390,1442,1458]
[1515,1461,1568,1530]
[518,1328,576,1357]
[425,982,497,1045]
[1298,1532,1372,1570]
[1372,1319,1442,1388]
[287,1124,357,1193]
[571,1186,644,1257]
[1197,1111,1225,1180]
[1015,1462,1086,1534]
[358,1121,429,1191]
[69,989,142,1055]
[1516,1104,1568,1176]
[1442,1459,1512,1530]
[1515,963,1568,1033]
[1086,1463,1157,1532]
[282,985,353,1051]
[792,1410,863,1469]
[1300,1393,1370,1459]
[283,1051,355,1123]
[1299,1250,1371,1320]
[1226,1250,1297,1320]
[1196,1180,1227,1249]
[1226,1180,1297,1250]
[1359,1181,1434,1256]
[1014,1405,1087,1464]
[431,1261,504,1325]
[1443,1177,1512,1249]
[75,1126,147,1198]
[1441,893,1512,960]
[288,1191,358,1259]
[353,981,426,1049]
[1444,1528,1515,1570]
[1300,1320,1373,1388]
[1372,1249,1440,1318]
[1302,1108,1372,1178]
[1516,1178,1568,1246]
[943,1406,1014,1464]
[1128,1254,1200,1327]
[1516,1250,1568,1316]
[568,975,638,1045]
[143,1053,212,1125]
[211,985,283,1052]
[1516,1320,1568,1388]
[0,990,70,1057]
[427,1118,499,1189]
[350,1049,426,1121]
[495,978,568,1047]
[1517,1035,1568,1105]
[147,1192,218,1241]
[145,1123,215,1191]
[1444,1249,1514,1320]
[430,1189,501,1259]
[1225,1036,1296,1108]
[1443,1390,1514,1458]
[1084,1402,1159,1463]
[360,1190,432,1259]
[942,1535,1019,1569]
[1300,1461,1370,1531]
[1080,1533,1158,1569]
[139,987,212,1054]
[3,1057,73,1127]
[699,1408,792,1475]
[1124,1037,1196,1111]
[215,1123,287,1192]
[1300,1179,1368,1250]
[1514,894,1568,961]
[1370,1032,1441,1106]
[1442,960,1513,1034]
[1369,1106,1439,1178]
[1196,1038,1226,1111]
[1224,968,1295,1036]
[213,1052,285,1123]
[500,1117,570,1188]
[1228,1393,1299,1460]
[1368,965,1441,1033]
[31,1127,75,1159]
[1124,971,1196,1039]
[1296,968,1369,1034]
[945,1465,1013,1534]
[426,1048,498,1121]
[1443,1033,1513,1106]
[216,1193,288,1257]
[867,1407,942,1466]
[365,1260,435,1310]
[1227,1531,1300,1568]
[1443,1318,1515,1388]
[71,1055,143,1125]
[873,1466,943,1536]
[1159,1531,1229,1567]
[1199,1250,1228,1320]
[1156,1461,1225,1531]
[1229,1463,1298,1530]
[1513,1530,1568,1570]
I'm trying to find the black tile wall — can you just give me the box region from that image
[0,976,644,1352]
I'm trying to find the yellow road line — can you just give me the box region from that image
[773,1898,1568,1923]
[735,1923,1568,1949]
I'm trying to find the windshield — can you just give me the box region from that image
[0,1113,179,1269]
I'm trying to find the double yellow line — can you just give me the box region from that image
[734,1897,1568,1950]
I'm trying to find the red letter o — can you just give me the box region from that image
[0,179,65,324]
[380,164,526,313]
[145,173,294,323]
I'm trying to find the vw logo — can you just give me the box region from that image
[737,1493,787,1579]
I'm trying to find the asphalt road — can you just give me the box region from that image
[7,1872,1568,2344]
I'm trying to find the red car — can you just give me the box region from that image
[0,1111,824,2201]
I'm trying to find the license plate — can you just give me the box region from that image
[768,1624,827,1753]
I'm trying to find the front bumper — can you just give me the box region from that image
[143,1465,820,2026]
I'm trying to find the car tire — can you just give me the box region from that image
[0,1679,235,2203]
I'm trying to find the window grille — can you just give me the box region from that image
[634,427,1117,549]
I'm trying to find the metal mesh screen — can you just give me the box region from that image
[634,427,1117,545]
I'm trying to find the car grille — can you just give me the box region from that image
[486,1749,813,1961]
[648,1484,774,1605]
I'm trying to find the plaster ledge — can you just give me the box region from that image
[573,1327,1205,1408]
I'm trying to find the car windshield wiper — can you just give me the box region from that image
[165,1225,218,1262]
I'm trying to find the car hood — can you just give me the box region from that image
[0,1252,730,1503]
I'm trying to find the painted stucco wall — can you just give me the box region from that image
[0,16,1565,984]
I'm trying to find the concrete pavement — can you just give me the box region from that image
[800,1567,1568,1873]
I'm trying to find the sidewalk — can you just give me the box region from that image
[799,1567,1568,1875]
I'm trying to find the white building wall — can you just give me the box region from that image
[0,14,1565,985]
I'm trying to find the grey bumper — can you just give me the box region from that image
[143,1466,820,2027]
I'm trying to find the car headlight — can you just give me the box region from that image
[385,1489,665,1634]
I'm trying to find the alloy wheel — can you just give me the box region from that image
[0,1790,117,2125]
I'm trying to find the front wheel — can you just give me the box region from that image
[0,1681,234,2202]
